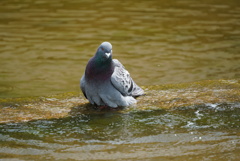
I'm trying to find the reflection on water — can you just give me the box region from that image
[0,0,240,97]
[0,105,239,160]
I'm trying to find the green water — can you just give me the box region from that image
[0,105,240,160]
[0,0,240,160]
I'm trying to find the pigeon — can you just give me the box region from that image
[80,42,144,108]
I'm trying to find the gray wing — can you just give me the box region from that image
[111,59,144,97]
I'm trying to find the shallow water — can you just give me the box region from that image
[0,0,240,160]
[0,90,240,160]
[0,0,240,98]
[0,104,240,160]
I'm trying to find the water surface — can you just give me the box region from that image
[0,0,240,160]
[0,104,240,160]
[0,0,240,97]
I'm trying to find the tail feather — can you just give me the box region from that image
[132,83,144,97]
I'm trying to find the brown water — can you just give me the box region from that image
[0,0,240,98]
[0,0,240,160]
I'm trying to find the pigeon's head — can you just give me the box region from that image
[95,42,113,61]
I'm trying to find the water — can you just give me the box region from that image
[0,0,240,160]
[0,105,239,160]
[0,0,240,98]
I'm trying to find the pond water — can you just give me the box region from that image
[0,104,240,160]
[0,0,240,98]
[0,0,240,160]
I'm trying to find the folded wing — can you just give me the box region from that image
[111,59,144,97]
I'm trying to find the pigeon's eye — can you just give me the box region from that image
[101,47,104,51]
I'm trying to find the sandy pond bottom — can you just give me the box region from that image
[0,79,240,161]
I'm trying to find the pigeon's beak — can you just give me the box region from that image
[104,50,112,59]
[105,52,111,58]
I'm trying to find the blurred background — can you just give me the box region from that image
[0,0,240,98]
